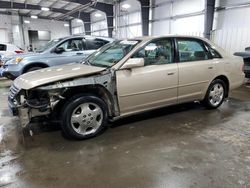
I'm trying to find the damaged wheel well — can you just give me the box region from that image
[53,85,116,118]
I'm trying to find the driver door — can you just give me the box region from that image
[49,38,87,66]
[116,38,178,116]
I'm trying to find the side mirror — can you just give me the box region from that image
[54,47,65,54]
[121,58,144,69]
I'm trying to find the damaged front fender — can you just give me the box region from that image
[9,69,120,128]
[36,70,120,117]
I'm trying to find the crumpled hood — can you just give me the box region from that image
[14,63,105,90]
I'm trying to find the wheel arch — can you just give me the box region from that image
[22,62,49,73]
[210,75,230,98]
[55,84,115,118]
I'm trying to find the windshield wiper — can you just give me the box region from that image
[82,59,91,65]
[93,64,109,68]
[85,60,109,68]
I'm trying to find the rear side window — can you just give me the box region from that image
[57,38,85,51]
[86,39,109,50]
[205,44,222,58]
[0,44,6,51]
[177,39,210,62]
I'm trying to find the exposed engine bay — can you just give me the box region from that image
[8,70,120,128]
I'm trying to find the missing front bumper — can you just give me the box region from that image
[8,97,30,127]
[18,107,30,128]
[8,96,19,116]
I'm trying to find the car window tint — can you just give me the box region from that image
[177,39,209,62]
[58,39,84,52]
[133,39,173,66]
[86,39,109,50]
[0,44,7,51]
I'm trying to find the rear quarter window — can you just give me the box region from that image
[86,39,109,50]
[0,44,7,51]
[205,44,222,58]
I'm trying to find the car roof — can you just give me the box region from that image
[132,35,208,42]
[130,35,220,52]
[58,35,114,41]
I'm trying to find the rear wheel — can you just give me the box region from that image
[203,79,226,109]
[61,95,108,140]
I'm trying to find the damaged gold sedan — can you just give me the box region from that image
[8,36,244,139]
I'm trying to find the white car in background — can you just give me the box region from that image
[0,43,24,58]
[0,43,24,73]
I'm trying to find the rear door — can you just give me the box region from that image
[176,37,216,103]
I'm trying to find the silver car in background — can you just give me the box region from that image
[1,35,114,80]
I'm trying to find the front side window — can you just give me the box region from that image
[177,39,210,62]
[132,39,173,66]
[57,38,84,52]
[86,40,140,68]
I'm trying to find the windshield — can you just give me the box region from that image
[86,40,140,68]
[37,38,62,53]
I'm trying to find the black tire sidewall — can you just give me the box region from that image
[61,95,108,140]
[26,66,43,73]
[204,79,226,109]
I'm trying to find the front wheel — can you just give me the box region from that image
[203,79,226,109]
[25,66,43,73]
[61,95,108,140]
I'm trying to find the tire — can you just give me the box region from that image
[25,66,43,73]
[203,79,226,109]
[61,95,108,140]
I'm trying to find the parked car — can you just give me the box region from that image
[0,43,24,76]
[1,35,114,80]
[0,54,3,76]
[9,36,244,140]
[0,43,24,57]
[234,47,250,78]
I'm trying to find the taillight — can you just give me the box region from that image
[15,50,24,54]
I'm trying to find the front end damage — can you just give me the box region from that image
[9,84,58,127]
[8,70,119,128]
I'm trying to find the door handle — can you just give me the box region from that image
[208,66,213,69]
[76,52,83,55]
[167,72,175,75]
